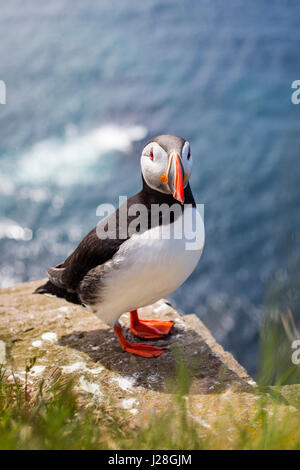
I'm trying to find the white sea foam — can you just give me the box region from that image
[0,218,32,241]
[6,124,147,186]
[0,173,15,195]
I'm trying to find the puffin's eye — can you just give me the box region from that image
[182,142,191,161]
[149,150,154,161]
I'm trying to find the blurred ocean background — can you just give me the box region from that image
[1,0,300,376]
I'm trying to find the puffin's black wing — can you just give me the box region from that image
[34,205,130,301]
[34,279,83,305]
[52,228,125,291]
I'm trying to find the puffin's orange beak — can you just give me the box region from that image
[171,152,185,205]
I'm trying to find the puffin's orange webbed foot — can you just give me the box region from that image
[121,341,165,358]
[129,310,174,339]
[114,322,165,357]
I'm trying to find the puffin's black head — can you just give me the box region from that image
[140,134,192,204]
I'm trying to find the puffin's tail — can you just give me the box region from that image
[34,280,82,305]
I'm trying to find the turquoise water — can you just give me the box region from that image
[1,1,300,375]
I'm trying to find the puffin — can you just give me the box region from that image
[35,134,205,357]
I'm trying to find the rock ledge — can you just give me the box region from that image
[1,280,258,426]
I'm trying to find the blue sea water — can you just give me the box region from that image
[1,0,300,376]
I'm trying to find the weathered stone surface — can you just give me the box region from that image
[0,279,267,432]
[279,385,300,410]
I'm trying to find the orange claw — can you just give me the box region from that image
[114,323,165,358]
[130,310,174,339]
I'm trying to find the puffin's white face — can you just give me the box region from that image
[141,136,192,204]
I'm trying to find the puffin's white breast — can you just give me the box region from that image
[90,206,205,326]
